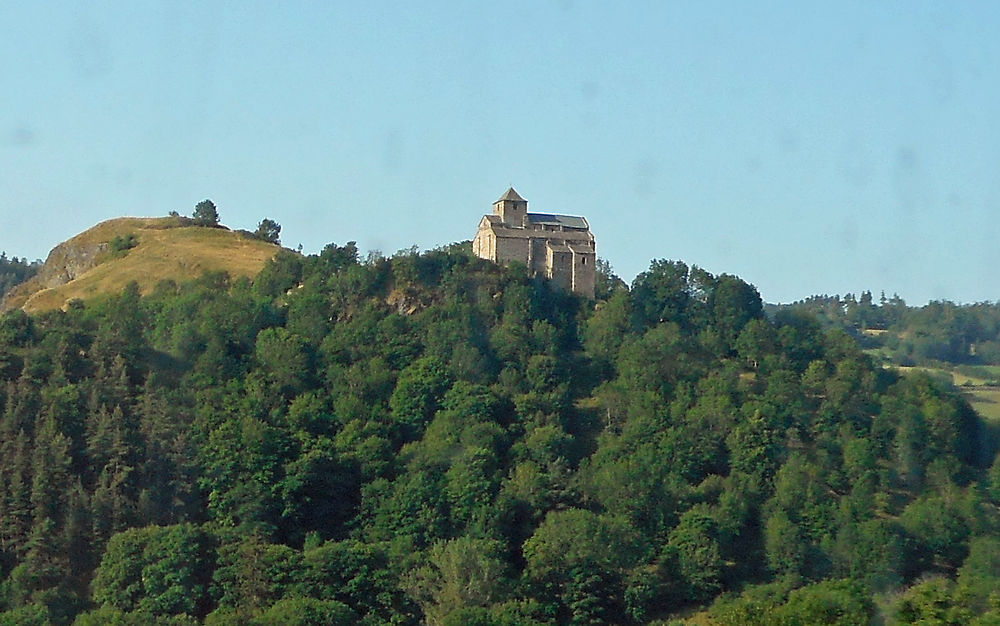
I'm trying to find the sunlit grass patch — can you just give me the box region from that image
[13,218,281,313]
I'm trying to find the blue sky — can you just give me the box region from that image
[3,1,999,304]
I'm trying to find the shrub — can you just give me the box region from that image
[109,234,139,257]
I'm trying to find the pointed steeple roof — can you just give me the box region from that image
[497,187,525,203]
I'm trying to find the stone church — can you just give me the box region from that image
[472,188,596,297]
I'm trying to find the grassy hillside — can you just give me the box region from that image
[3,216,281,313]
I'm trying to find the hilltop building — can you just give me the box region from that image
[472,188,596,297]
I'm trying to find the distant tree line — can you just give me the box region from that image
[776,292,1000,367]
[0,253,40,300]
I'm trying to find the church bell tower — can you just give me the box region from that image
[493,187,527,227]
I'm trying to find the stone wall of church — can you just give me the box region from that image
[571,251,596,297]
[495,237,529,267]
[546,248,574,292]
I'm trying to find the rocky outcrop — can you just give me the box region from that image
[35,239,108,289]
[0,238,107,311]
[0,218,145,311]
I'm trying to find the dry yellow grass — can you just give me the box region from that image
[14,217,281,313]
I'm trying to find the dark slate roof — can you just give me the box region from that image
[497,187,526,203]
[527,213,589,229]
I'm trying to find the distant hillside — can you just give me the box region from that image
[1,216,282,313]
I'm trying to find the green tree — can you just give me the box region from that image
[212,535,302,617]
[736,318,777,369]
[764,509,806,580]
[582,290,633,376]
[251,597,355,626]
[630,259,691,329]
[0,310,35,347]
[594,258,627,301]
[443,446,500,528]
[192,200,219,227]
[279,438,360,544]
[831,518,905,591]
[364,470,450,548]
[891,577,970,625]
[299,538,414,623]
[667,504,724,601]
[0,603,50,626]
[775,579,874,625]
[199,415,290,536]
[253,327,314,399]
[0,429,33,558]
[404,536,509,624]
[91,524,213,619]
[899,494,972,572]
[522,509,640,623]
[253,251,304,299]
[389,356,452,443]
[253,219,281,245]
[956,536,1000,614]
[710,274,764,354]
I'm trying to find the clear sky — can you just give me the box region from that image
[3,1,999,304]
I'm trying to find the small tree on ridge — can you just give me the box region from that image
[254,218,281,244]
[192,200,219,227]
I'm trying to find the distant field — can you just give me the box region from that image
[958,364,1000,381]
[863,347,894,364]
[894,365,954,383]
[861,328,888,336]
[964,387,1000,422]
[953,371,991,386]
[894,364,1000,423]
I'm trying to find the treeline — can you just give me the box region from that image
[0,253,40,300]
[775,292,1000,367]
[0,246,998,624]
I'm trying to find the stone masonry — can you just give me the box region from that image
[472,188,596,297]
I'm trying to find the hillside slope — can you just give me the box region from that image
[1,216,282,313]
[1,247,997,624]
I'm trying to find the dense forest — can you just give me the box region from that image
[1,242,1000,625]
